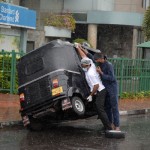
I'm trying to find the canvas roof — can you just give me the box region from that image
[137,41,150,48]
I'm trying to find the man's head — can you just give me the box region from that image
[93,53,107,63]
[81,58,91,72]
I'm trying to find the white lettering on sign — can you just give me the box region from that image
[0,13,14,22]
[1,6,15,15]
[0,5,20,23]
[15,10,19,22]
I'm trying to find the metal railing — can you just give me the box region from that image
[0,50,24,94]
[0,50,150,96]
[109,58,150,96]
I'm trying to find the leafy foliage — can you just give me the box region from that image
[121,91,150,99]
[0,54,18,93]
[142,6,150,41]
[73,38,92,47]
[73,38,88,44]
[0,55,11,92]
[45,13,76,32]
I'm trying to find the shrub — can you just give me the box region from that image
[144,91,150,97]
[73,38,92,47]
[0,55,18,93]
[121,91,150,99]
[45,13,76,32]
[142,6,150,41]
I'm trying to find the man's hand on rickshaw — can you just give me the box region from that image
[87,95,92,102]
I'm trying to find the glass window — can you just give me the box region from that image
[142,0,150,9]
[25,57,44,75]
[27,41,35,53]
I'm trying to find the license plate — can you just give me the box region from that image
[52,86,63,96]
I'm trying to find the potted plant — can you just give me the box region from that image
[45,13,76,32]
[44,13,76,38]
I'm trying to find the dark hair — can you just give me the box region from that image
[104,55,107,60]
[94,53,107,60]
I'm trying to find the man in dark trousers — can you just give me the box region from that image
[93,53,120,131]
[75,44,112,131]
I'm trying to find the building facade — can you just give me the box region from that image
[0,0,36,52]
[19,0,148,58]
[65,0,146,58]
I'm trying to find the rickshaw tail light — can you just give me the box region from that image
[19,93,25,102]
[52,79,59,88]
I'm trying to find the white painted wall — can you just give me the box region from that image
[64,0,114,12]
[40,0,63,12]
[97,0,114,11]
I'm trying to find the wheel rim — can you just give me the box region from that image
[74,99,83,112]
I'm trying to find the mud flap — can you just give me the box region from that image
[62,98,72,110]
[22,116,30,127]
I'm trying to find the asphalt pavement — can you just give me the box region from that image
[0,114,150,150]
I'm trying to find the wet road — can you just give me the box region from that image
[0,114,150,150]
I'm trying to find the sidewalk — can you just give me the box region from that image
[0,93,21,126]
[0,93,150,126]
[119,98,150,115]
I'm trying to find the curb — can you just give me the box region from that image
[0,120,22,128]
[1,109,150,128]
[119,108,150,116]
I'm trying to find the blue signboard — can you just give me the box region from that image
[0,2,36,29]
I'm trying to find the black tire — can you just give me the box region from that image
[71,96,85,116]
[27,117,43,131]
[105,130,126,139]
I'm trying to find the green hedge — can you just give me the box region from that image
[121,91,150,99]
[0,55,18,93]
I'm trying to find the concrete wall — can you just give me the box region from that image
[0,27,20,36]
[27,30,45,49]
[64,0,114,12]
[97,25,133,58]
[20,0,40,10]
[87,11,144,27]
[72,24,134,58]
[97,0,114,11]
[0,27,21,52]
[64,0,146,13]
[114,0,145,13]
[40,0,63,12]
[5,0,20,5]
[12,0,20,5]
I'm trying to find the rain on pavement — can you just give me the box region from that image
[0,114,150,150]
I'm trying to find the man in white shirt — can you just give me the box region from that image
[76,45,112,131]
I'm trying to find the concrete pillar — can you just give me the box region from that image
[88,24,97,49]
[20,28,27,53]
[132,28,138,59]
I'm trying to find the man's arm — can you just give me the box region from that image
[88,73,100,95]
[97,64,116,81]
[75,45,87,58]
[91,84,99,96]
[87,84,99,102]
[75,44,95,61]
